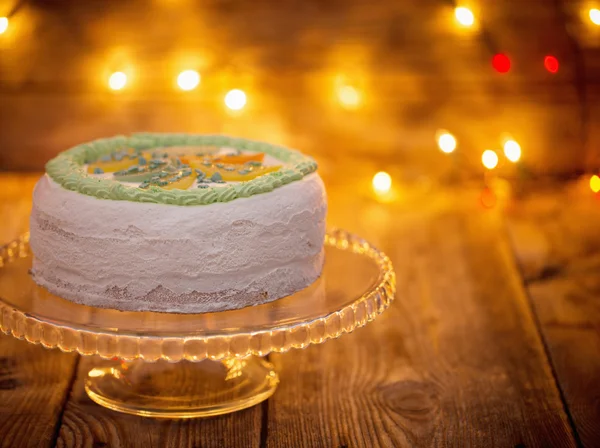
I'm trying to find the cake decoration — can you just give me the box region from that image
[45,133,317,206]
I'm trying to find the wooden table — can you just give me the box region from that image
[0,173,599,448]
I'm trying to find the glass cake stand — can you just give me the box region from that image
[0,230,395,418]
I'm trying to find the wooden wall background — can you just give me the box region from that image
[1,0,599,177]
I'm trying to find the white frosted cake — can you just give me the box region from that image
[29,134,327,313]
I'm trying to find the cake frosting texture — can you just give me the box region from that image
[29,135,327,313]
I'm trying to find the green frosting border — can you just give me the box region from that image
[45,133,318,206]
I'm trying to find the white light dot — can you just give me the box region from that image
[338,85,360,109]
[108,72,127,91]
[372,171,392,194]
[503,139,521,162]
[0,17,8,34]
[590,8,600,25]
[437,132,457,154]
[455,7,475,27]
[482,150,499,170]
[177,70,201,91]
[225,89,247,111]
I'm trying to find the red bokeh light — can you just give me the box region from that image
[492,54,511,73]
[480,187,497,209]
[544,55,559,74]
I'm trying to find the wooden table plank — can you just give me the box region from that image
[507,182,600,447]
[0,337,78,448]
[527,257,600,447]
[56,357,263,448]
[267,205,576,447]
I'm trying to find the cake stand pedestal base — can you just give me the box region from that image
[85,357,279,418]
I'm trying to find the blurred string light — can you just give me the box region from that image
[591,175,600,193]
[544,55,559,74]
[492,54,511,73]
[503,139,521,162]
[436,130,457,153]
[482,150,499,169]
[177,70,201,91]
[0,17,7,34]
[590,8,600,25]
[337,85,361,109]
[454,7,475,27]
[224,89,247,110]
[372,171,392,195]
[108,72,127,91]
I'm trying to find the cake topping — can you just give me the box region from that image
[46,134,318,205]
[96,150,285,188]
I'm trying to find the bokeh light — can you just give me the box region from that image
[372,171,392,194]
[454,7,475,27]
[177,70,201,91]
[492,54,511,73]
[0,17,7,34]
[482,150,499,169]
[591,175,600,193]
[337,85,361,109]
[480,187,497,209]
[590,8,600,25]
[224,89,247,110]
[437,131,457,154]
[544,56,559,74]
[503,139,521,162]
[108,72,127,91]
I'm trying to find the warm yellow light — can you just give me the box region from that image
[108,72,127,91]
[482,150,499,170]
[177,70,201,91]
[0,17,8,35]
[88,368,106,378]
[337,85,360,108]
[372,171,392,194]
[455,7,475,27]
[503,139,521,162]
[437,131,457,154]
[591,175,600,193]
[224,89,247,111]
[590,8,600,25]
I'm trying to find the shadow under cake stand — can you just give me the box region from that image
[0,230,395,418]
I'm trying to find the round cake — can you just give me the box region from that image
[29,134,327,313]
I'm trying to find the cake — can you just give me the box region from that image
[29,134,327,313]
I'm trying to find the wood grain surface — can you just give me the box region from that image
[56,358,262,448]
[267,207,576,447]
[0,338,77,448]
[507,185,600,447]
[527,257,600,447]
[0,173,597,447]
